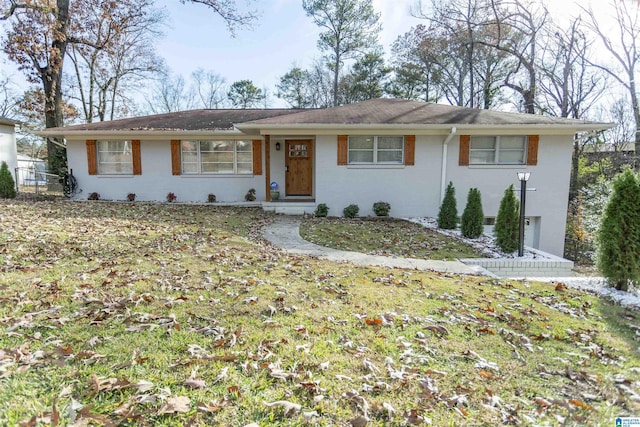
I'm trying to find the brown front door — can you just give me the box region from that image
[285,140,313,196]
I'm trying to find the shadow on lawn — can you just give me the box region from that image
[596,298,640,358]
[27,200,274,236]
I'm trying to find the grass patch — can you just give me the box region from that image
[300,217,482,260]
[0,200,638,426]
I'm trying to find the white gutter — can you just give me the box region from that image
[440,127,457,203]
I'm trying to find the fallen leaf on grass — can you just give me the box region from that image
[404,409,430,425]
[184,378,207,389]
[158,396,191,414]
[134,380,154,392]
[197,400,227,413]
[426,325,449,337]
[569,399,596,411]
[263,400,301,417]
[18,398,60,427]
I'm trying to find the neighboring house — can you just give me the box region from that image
[38,99,611,257]
[0,116,18,177]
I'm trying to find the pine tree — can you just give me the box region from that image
[597,168,640,291]
[461,188,484,239]
[0,161,17,199]
[437,181,457,229]
[495,184,519,253]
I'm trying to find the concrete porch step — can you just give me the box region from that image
[262,201,317,215]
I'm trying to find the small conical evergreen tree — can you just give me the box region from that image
[495,184,519,253]
[597,167,640,291]
[437,181,457,229]
[0,161,16,199]
[461,188,484,239]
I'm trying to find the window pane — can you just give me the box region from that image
[237,152,253,163]
[378,136,403,150]
[214,141,233,151]
[349,151,374,163]
[202,162,234,173]
[182,163,198,174]
[470,151,495,164]
[501,136,526,149]
[182,141,197,152]
[202,152,233,163]
[471,136,495,149]
[236,140,251,151]
[349,136,374,149]
[237,163,253,174]
[182,152,198,163]
[97,140,132,174]
[99,163,132,174]
[499,150,525,164]
[378,150,403,163]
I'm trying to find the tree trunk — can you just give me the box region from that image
[569,139,580,204]
[42,0,71,173]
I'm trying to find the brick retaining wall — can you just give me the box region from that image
[460,249,574,278]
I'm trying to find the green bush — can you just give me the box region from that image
[0,161,16,199]
[495,184,519,253]
[437,181,457,229]
[88,192,100,200]
[597,168,640,291]
[207,194,217,203]
[372,201,391,216]
[461,188,484,239]
[314,203,329,217]
[343,204,359,218]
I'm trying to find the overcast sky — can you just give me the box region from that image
[0,0,613,110]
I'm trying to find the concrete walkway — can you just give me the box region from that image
[263,216,483,275]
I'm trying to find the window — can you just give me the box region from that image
[469,136,527,165]
[348,136,404,164]
[181,140,253,174]
[97,140,132,174]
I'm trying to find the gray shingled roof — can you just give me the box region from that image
[43,109,303,132]
[240,99,601,126]
[38,99,610,136]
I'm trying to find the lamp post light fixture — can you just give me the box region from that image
[517,171,531,257]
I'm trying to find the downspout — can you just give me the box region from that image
[440,127,457,203]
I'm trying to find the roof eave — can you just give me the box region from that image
[34,129,246,139]
[236,122,615,135]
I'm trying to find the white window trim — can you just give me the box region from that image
[348,136,405,165]
[97,140,133,175]
[469,136,527,165]
[182,140,253,175]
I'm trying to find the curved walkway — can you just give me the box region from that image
[263,216,484,275]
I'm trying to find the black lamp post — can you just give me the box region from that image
[517,171,531,257]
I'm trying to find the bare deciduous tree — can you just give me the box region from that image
[583,0,640,153]
[65,0,165,123]
[146,74,194,113]
[191,68,227,109]
[1,0,257,170]
[479,0,549,113]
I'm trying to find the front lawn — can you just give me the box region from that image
[0,200,638,426]
[300,217,483,260]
